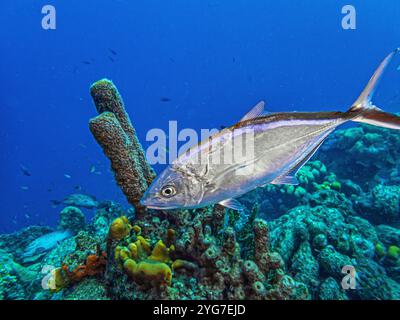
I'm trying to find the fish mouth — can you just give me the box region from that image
[140,197,181,210]
[140,200,179,210]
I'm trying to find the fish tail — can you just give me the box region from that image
[348,48,400,130]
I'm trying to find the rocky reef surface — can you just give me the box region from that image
[0,81,399,300]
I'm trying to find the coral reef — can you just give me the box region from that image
[0,226,53,260]
[353,184,400,225]
[267,205,400,299]
[90,201,128,240]
[1,82,400,300]
[58,206,86,234]
[104,211,307,300]
[320,124,400,188]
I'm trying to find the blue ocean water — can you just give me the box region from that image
[1,0,400,234]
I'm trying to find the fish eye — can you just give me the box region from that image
[160,185,177,198]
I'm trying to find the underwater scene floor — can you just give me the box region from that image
[1,81,400,300]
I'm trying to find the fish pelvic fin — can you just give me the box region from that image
[271,175,299,185]
[219,198,245,212]
[348,48,400,130]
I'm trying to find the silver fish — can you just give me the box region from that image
[141,49,400,211]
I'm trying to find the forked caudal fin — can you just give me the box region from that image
[348,48,400,130]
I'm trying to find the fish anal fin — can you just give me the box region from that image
[219,198,245,212]
[240,101,266,122]
[271,175,299,185]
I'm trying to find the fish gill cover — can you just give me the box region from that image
[0,0,400,301]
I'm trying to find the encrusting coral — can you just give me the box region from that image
[58,206,86,234]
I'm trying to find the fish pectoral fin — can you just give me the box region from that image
[270,175,299,185]
[219,198,245,212]
[240,100,267,122]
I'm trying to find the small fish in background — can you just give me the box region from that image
[24,214,30,220]
[47,188,53,192]
[20,186,29,191]
[53,193,99,209]
[51,194,99,209]
[397,64,400,71]
[79,143,87,149]
[109,48,117,56]
[81,60,92,65]
[160,97,171,102]
[89,165,102,175]
[20,164,31,176]
[74,185,82,191]
[50,200,60,208]
[64,174,72,179]
[108,56,115,62]
[169,57,175,63]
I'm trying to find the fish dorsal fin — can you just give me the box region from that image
[219,198,245,212]
[271,175,299,185]
[240,101,266,122]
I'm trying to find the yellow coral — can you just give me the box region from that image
[128,243,138,260]
[114,246,121,260]
[115,237,176,286]
[123,258,172,285]
[148,240,173,263]
[109,216,132,240]
[137,236,151,253]
[120,247,131,261]
[112,225,186,287]
[172,259,197,272]
[171,259,187,270]
[132,225,141,234]
[134,236,152,259]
